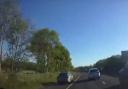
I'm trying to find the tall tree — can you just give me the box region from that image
[0,0,30,72]
[0,0,18,72]
[28,28,60,72]
[28,28,73,72]
[52,45,73,71]
[6,20,29,72]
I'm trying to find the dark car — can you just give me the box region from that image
[88,68,101,80]
[57,72,74,84]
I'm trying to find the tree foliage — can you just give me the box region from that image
[28,28,73,72]
[0,0,30,72]
[0,0,73,73]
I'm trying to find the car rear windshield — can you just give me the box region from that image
[90,69,99,73]
[59,73,68,77]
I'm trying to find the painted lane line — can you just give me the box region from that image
[102,81,106,85]
[66,76,80,89]
[66,83,73,89]
[75,76,80,82]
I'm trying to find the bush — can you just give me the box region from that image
[0,71,58,89]
[94,55,125,76]
[17,71,58,89]
[4,73,19,89]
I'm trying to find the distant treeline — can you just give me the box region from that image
[76,55,126,76]
[94,55,125,76]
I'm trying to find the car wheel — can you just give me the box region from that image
[67,79,71,84]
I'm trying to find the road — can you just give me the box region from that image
[42,72,120,89]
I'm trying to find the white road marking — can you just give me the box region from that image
[102,81,106,85]
[66,75,80,89]
[75,76,80,82]
[66,83,73,89]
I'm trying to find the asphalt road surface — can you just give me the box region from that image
[42,72,120,89]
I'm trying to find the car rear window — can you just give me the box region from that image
[90,69,99,73]
[59,73,68,77]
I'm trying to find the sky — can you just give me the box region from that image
[20,0,128,67]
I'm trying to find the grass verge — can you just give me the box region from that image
[0,71,58,89]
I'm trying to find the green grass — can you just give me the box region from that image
[18,71,58,89]
[0,71,58,89]
[0,72,7,88]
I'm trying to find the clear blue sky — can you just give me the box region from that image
[20,0,128,67]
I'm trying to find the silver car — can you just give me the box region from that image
[88,68,100,80]
[57,72,74,84]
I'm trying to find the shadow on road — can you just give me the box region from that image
[105,85,121,89]
[105,84,128,89]
[42,82,58,86]
[42,79,90,87]
[41,75,94,87]
[74,79,90,84]
[41,82,68,87]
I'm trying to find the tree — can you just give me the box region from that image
[51,44,73,72]
[0,0,18,72]
[28,28,73,72]
[0,0,9,72]
[28,28,60,72]
[0,0,30,72]
[6,17,29,72]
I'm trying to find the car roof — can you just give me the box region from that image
[59,72,70,74]
[89,68,99,71]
